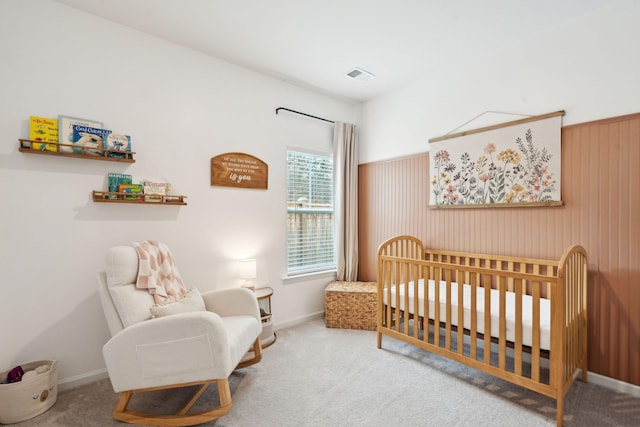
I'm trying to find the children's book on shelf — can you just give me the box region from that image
[118,184,144,200]
[104,133,131,159]
[140,180,171,202]
[107,173,132,200]
[29,116,58,151]
[72,125,111,156]
[58,115,103,153]
[143,184,165,202]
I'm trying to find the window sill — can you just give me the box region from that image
[282,269,337,285]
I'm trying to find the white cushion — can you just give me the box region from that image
[109,284,154,328]
[105,246,139,287]
[105,246,154,328]
[150,289,206,318]
[223,315,263,368]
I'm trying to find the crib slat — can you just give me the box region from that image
[424,265,431,345]
[457,267,464,355]
[581,253,588,381]
[434,267,441,348]
[383,260,389,329]
[484,275,491,364]
[384,259,390,329]
[519,262,528,295]
[515,278,523,376]
[544,263,555,299]
[507,261,515,292]
[394,261,400,333]
[499,275,507,370]
[403,263,410,335]
[445,268,452,351]
[532,282,541,382]
[567,256,576,376]
[412,263,419,339]
[470,271,478,360]
[565,258,572,378]
[550,275,561,391]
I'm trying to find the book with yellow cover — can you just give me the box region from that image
[29,116,58,151]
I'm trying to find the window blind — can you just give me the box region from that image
[286,149,335,275]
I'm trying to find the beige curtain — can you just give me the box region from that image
[333,122,358,281]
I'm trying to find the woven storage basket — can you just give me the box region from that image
[325,281,377,330]
[0,360,58,424]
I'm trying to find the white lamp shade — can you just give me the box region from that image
[239,259,257,280]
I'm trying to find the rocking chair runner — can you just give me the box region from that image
[97,245,262,426]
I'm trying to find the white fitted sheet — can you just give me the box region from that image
[383,279,551,350]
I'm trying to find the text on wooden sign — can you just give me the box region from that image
[211,152,268,189]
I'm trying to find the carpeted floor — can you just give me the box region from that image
[16,318,640,426]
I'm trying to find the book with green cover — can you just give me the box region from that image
[107,173,132,199]
[118,184,143,200]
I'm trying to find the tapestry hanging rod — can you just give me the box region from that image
[275,107,335,124]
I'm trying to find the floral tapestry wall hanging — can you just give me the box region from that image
[428,111,564,209]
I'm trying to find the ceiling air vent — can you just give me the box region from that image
[346,67,375,82]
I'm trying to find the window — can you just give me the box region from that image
[286,149,335,275]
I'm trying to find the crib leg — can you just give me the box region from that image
[556,397,563,427]
[377,331,382,349]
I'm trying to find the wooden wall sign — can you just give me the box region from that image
[211,152,268,189]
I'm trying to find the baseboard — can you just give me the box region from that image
[586,370,640,398]
[58,368,109,392]
[274,311,324,330]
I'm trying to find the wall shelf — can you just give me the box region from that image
[92,191,187,205]
[19,139,135,163]
[20,138,184,205]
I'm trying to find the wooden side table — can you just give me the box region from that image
[255,287,276,348]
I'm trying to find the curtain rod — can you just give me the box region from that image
[275,107,335,124]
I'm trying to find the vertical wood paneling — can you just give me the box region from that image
[618,121,630,382]
[629,118,640,385]
[358,113,640,386]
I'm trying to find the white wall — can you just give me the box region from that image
[0,0,357,387]
[359,0,640,164]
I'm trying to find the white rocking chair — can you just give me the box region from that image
[96,245,262,425]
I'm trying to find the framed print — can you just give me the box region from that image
[58,115,103,153]
[428,111,564,209]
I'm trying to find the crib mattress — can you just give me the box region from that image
[383,280,551,350]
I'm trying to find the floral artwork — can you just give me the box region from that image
[429,114,562,207]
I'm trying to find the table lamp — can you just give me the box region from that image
[239,259,257,291]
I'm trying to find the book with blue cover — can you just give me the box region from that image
[104,133,131,158]
[72,124,110,156]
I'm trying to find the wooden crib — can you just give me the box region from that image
[376,235,588,427]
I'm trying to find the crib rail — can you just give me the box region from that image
[378,254,555,394]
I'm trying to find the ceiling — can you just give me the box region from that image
[55,0,615,103]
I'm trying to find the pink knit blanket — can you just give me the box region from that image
[133,240,187,305]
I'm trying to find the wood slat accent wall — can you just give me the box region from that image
[358,113,640,386]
